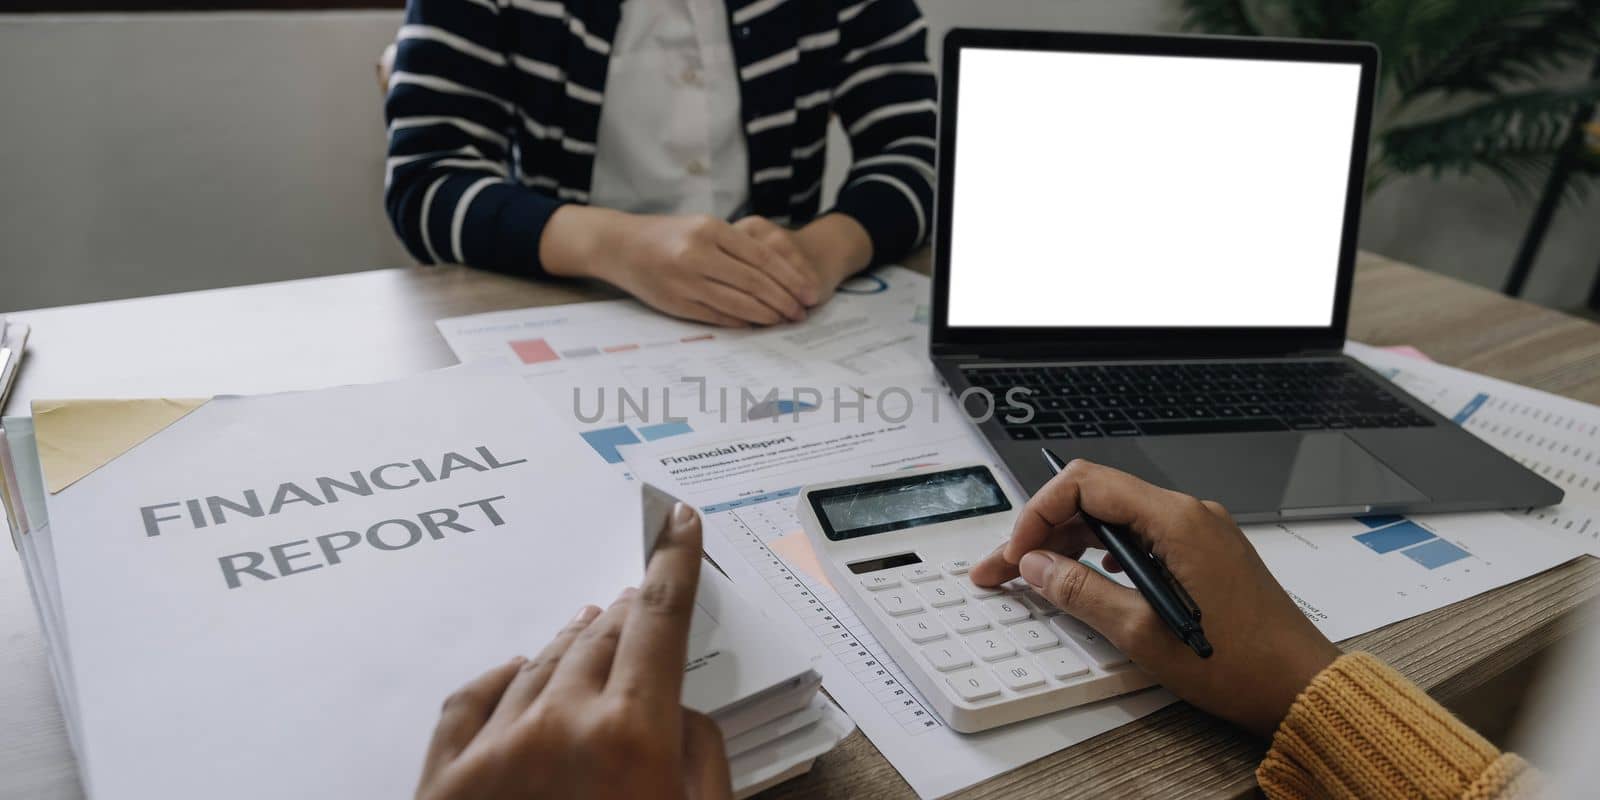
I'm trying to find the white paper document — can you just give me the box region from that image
[436,267,933,473]
[436,266,931,382]
[1243,511,1582,642]
[1349,341,1600,555]
[5,373,856,800]
[33,372,643,800]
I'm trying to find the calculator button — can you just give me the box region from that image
[946,668,1001,701]
[922,642,974,672]
[1009,620,1061,652]
[1036,649,1090,681]
[962,631,1018,662]
[918,579,965,608]
[992,659,1046,691]
[963,581,1002,599]
[876,590,925,617]
[901,564,940,583]
[942,606,989,634]
[1018,590,1061,617]
[859,573,901,592]
[941,559,972,576]
[981,597,1031,625]
[899,616,947,644]
[1048,616,1129,668]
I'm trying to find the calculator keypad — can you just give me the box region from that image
[1037,649,1090,680]
[899,616,947,644]
[1048,615,1129,668]
[918,579,965,608]
[993,659,1046,691]
[923,642,974,672]
[963,631,1018,662]
[861,573,901,591]
[981,597,1030,625]
[941,559,973,576]
[942,606,989,634]
[866,567,1132,712]
[946,668,1001,701]
[876,590,924,617]
[963,582,1002,599]
[1009,620,1061,652]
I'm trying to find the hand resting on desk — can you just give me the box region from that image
[415,503,732,800]
[971,460,1342,737]
[537,206,872,328]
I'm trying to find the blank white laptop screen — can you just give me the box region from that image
[945,48,1363,328]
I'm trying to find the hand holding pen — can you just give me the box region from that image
[968,458,1342,737]
[1041,448,1212,658]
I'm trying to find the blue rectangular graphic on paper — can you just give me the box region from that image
[1402,538,1472,569]
[580,425,641,464]
[1453,393,1489,424]
[1356,515,1405,529]
[638,421,693,441]
[1354,521,1436,554]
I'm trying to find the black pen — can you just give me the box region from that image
[1041,449,1213,658]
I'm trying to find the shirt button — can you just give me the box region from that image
[680,66,702,86]
[686,159,708,176]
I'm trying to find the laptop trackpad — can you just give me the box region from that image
[1140,432,1429,513]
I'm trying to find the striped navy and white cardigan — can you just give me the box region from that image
[384,0,937,277]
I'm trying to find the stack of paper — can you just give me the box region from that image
[639,484,849,794]
[0,367,848,799]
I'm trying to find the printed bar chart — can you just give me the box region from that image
[1354,522,1434,554]
[639,421,694,441]
[580,422,696,463]
[578,426,640,465]
[508,338,559,365]
[1402,538,1472,569]
[1353,517,1474,570]
[510,334,717,365]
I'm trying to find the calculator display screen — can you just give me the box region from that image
[810,466,1010,541]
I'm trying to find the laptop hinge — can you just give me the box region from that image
[934,349,1348,364]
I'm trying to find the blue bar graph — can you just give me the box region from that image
[638,421,693,441]
[1355,521,1436,554]
[579,425,641,465]
[1356,515,1405,529]
[1402,538,1472,569]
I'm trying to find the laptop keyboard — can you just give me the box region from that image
[961,360,1434,440]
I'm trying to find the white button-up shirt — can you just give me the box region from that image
[589,0,751,219]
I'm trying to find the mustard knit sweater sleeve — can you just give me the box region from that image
[1258,652,1541,800]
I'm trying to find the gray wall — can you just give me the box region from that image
[0,11,412,311]
[2,3,1597,313]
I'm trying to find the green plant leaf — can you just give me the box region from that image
[1401,0,1600,98]
[1381,81,1600,196]
[1178,0,1261,36]
[1286,0,1369,40]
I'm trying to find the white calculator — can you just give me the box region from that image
[799,462,1154,733]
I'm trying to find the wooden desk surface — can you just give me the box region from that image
[4,253,1598,799]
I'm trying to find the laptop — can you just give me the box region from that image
[930,29,1563,522]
